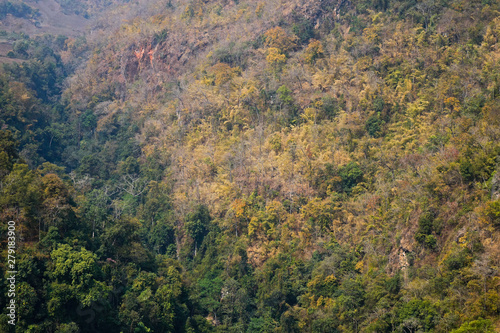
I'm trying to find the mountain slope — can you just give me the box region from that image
[0,0,499,332]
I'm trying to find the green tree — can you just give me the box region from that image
[339,162,363,192]
[0,130,19,179]
[185,205,211,257]
[47,244,110,327]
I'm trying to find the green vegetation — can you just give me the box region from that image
[0,0,500,332]
[0,1,38,20]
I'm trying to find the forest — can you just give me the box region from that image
[0,0,499,332]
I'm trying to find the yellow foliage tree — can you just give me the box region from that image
[304,39,325,64]
[264,26,297,53]
[266,47,287,73]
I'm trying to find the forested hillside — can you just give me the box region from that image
[1,0,500,332]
